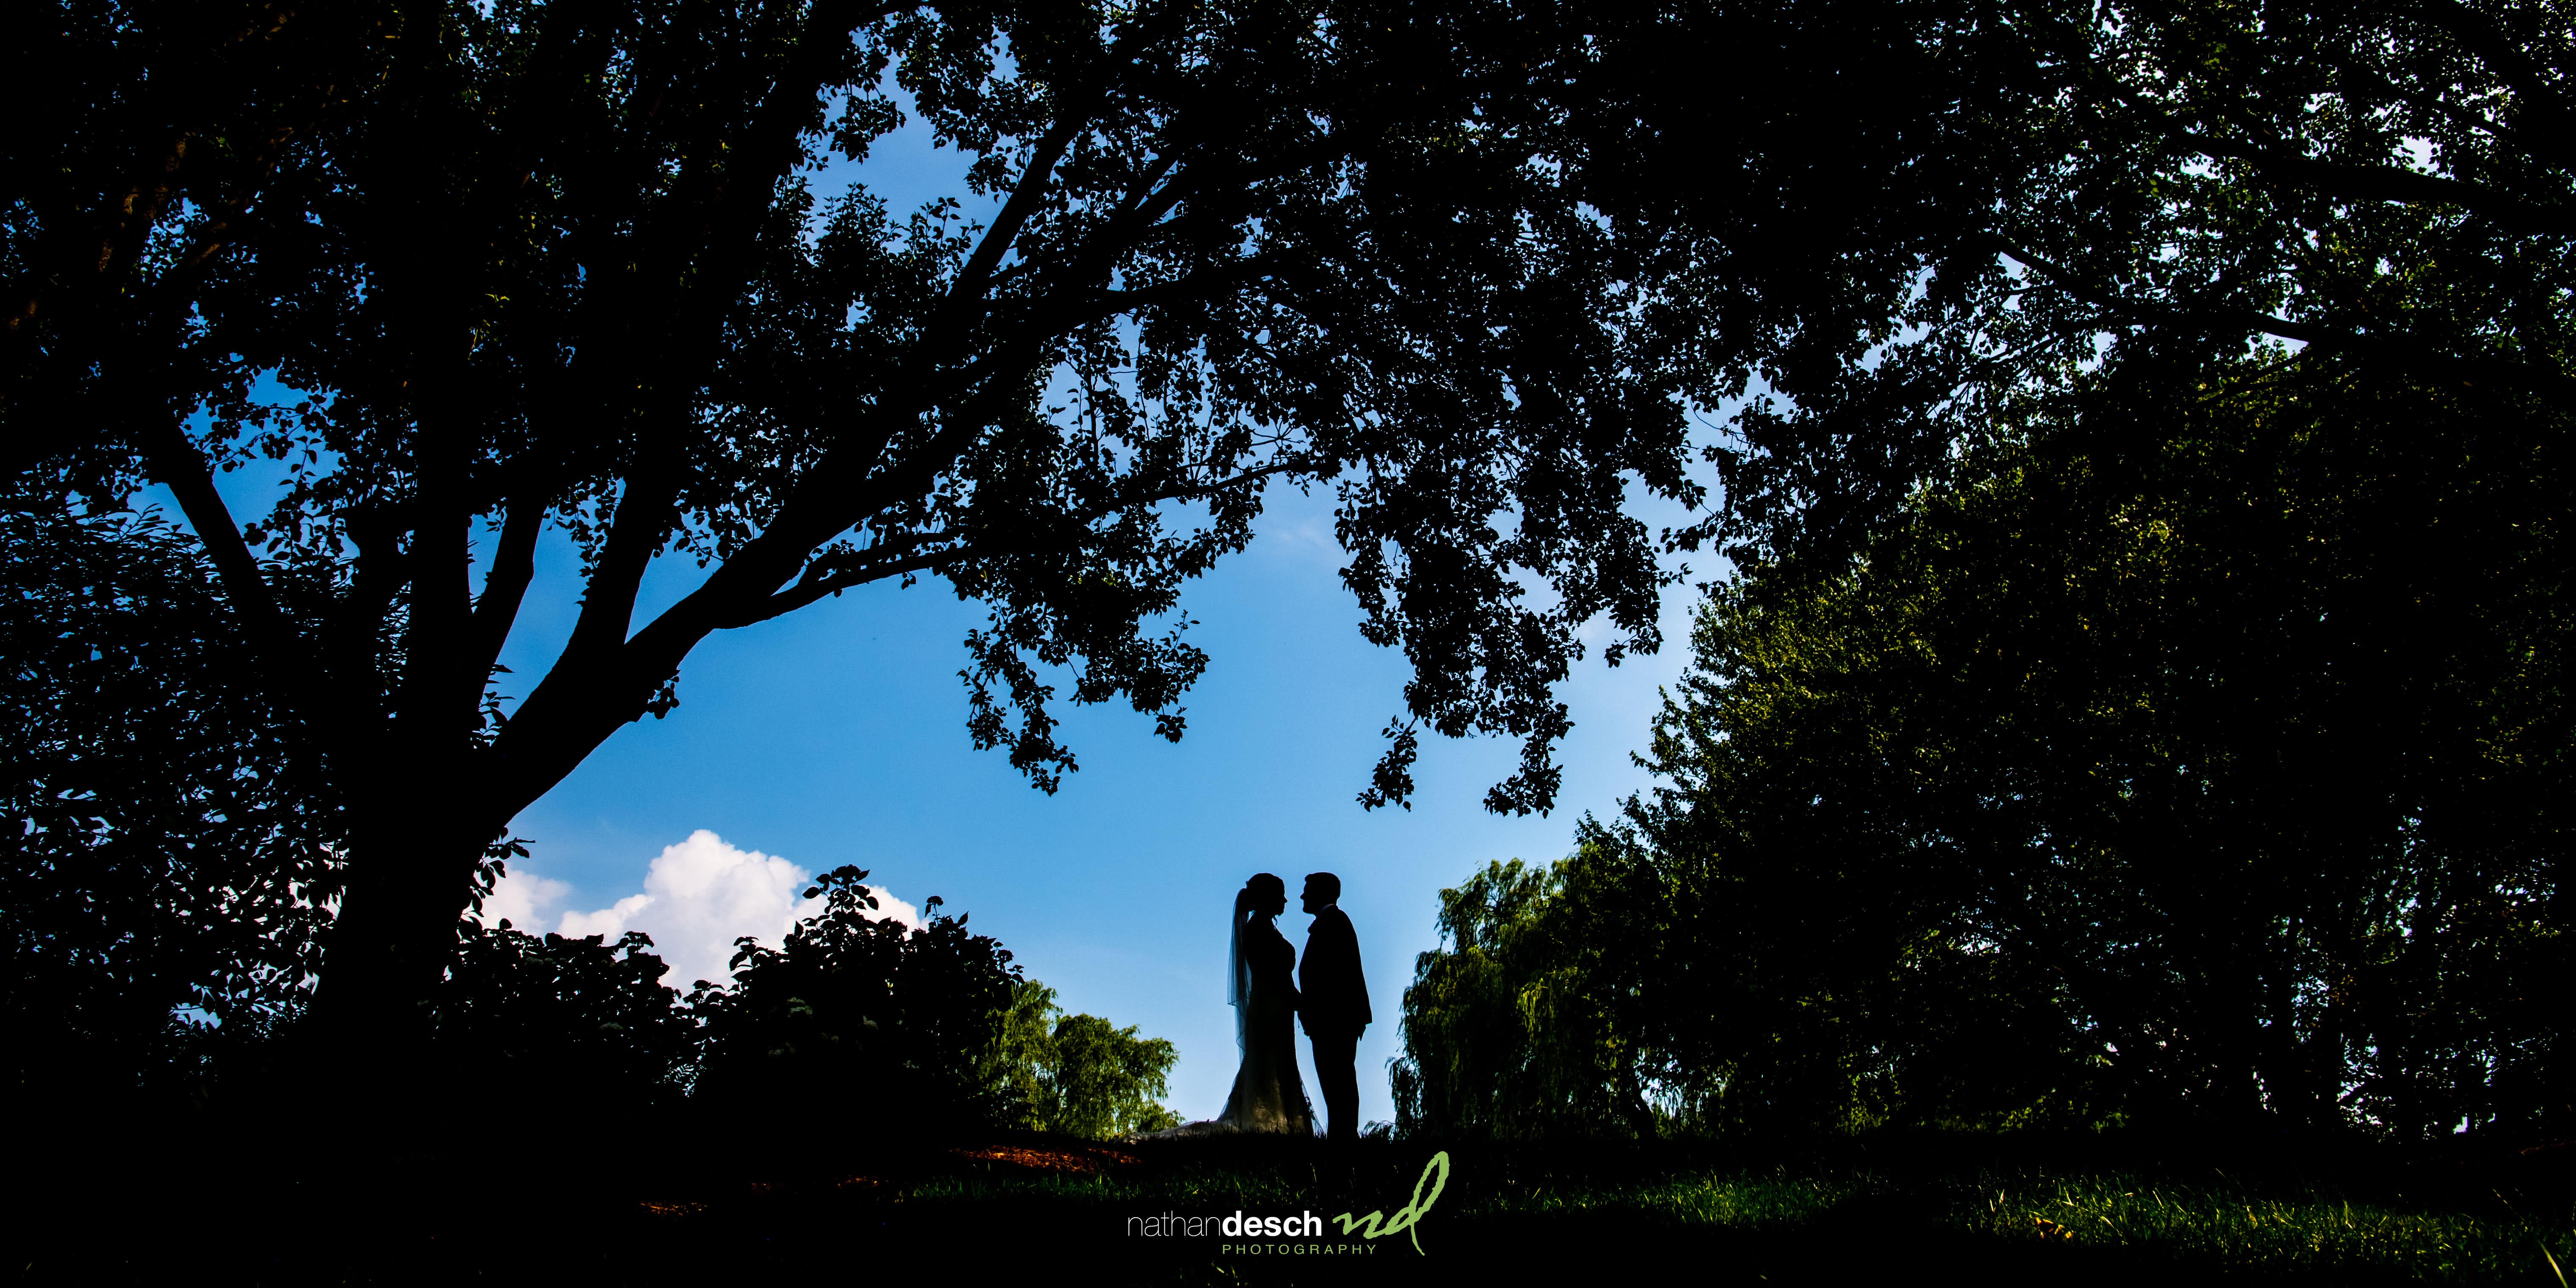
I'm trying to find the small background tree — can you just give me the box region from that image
[1000,979,1182,1139]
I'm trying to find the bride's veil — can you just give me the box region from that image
[1227,886,1252,1053]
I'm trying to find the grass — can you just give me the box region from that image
[1454,1168,2575,1283]
[1450,1168,2574,1283]
[890,1142,2576,1284]
[22,1128,2574,1284]
[1962,1173,2575,1283]
[717,1139,2575,1285]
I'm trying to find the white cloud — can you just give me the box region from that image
[863,886,924,932]
[478,868,571,932]
[506,830,923,992]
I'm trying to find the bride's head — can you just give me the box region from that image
[1237,873,1287,919]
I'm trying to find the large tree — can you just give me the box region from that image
[12,0,1977,1070]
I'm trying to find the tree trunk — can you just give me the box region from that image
[294,790,498,1125]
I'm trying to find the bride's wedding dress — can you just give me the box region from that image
[1214,912,1312,1133]
[1154,899,1313,1137]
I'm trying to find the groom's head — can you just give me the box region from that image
[1301,872,1341,915]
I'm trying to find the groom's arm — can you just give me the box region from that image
[1350,929,1371,1029]
[1330,911,1370,1030]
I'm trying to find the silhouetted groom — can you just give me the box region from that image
[1298,872,1371,1142]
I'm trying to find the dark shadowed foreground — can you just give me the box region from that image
[18,1124,2570,1285]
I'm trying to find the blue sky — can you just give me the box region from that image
[174,92,1722,1132]
[484,480,1704,1129]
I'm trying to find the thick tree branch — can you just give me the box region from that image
[724,546,969,627]
[136,417,315,726]
[548,0,887,672]
[931,102,1099,353]
[556,458,684,662]
[2180,133,2573,235]
[332,503,413,716]
[1998,238,2576,398]
[738,451,1311,630]
[468,494,545,691]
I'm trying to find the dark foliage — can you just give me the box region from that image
[0,500,340,1109]
[1399,347,2573,1141]
[1394,0,2576,1146]
[689,865,1030,1131]
[432,921,697,1113]
[428,880,1179,1133]
[1697,0,2576,571]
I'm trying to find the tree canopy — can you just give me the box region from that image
[1400,343,2572,1139]
[1,500,339,1109]
[1396,0,2576,1141]
[6,0,1880,1051]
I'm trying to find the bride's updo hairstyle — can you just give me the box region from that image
[1236,872,1286,916]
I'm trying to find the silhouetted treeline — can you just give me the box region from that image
[1396,352,2572,1144]
[1389,0,2575,1145]
[441,866,1180,1136]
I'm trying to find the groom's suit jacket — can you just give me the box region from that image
[1299,906,1372,1037]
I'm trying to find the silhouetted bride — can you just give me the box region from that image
[1157,873,1313,1136]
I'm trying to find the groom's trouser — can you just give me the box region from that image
[1310,1029,1361,1141]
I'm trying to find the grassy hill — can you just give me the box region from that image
[19,1126,2572,1284]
